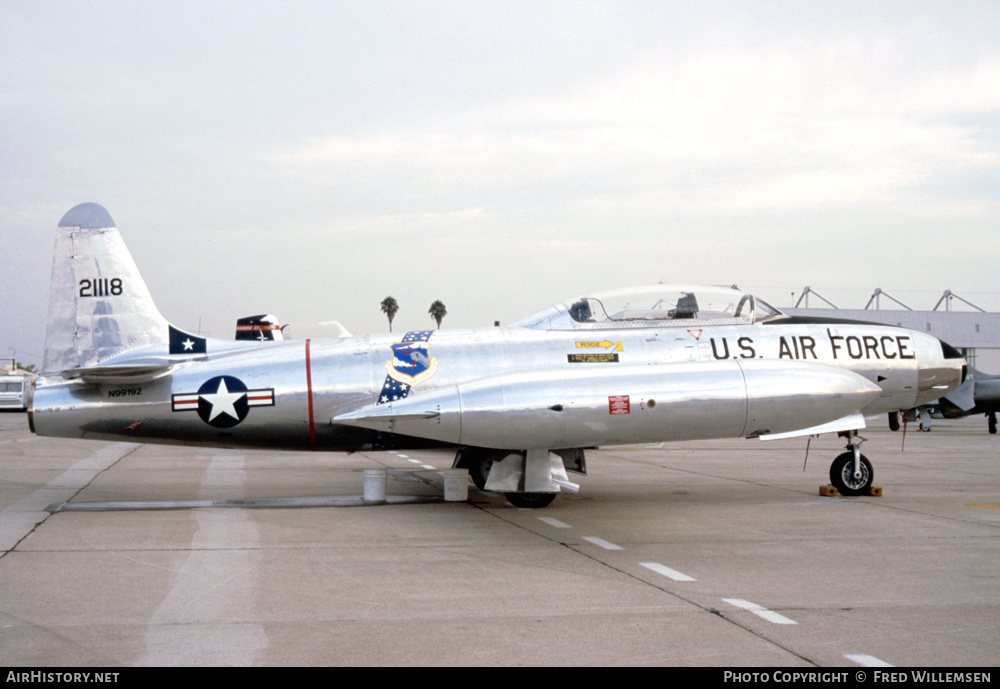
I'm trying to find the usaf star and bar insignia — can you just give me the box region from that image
[172,375,274,428]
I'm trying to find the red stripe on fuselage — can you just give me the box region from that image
[305,339,316,450]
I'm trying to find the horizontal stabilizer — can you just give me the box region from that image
[60,363,175,384]
[757,413,866,441]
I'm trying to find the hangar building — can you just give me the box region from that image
[785,288,1000,374]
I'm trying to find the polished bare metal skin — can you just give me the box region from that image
[30,204,967,506]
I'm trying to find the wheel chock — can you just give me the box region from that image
[818,485,882,497]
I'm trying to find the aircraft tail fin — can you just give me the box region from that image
[43,203,173,375]
[235,314,285,341]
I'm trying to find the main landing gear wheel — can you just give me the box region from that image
[830,452,874,496]
[457,448,502,491]
[505,492,557,509]
[456,448,560,508]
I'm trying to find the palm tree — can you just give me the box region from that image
[380,296,399,332]
[428,300,447,329]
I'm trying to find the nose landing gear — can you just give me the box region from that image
[830,431,874,496]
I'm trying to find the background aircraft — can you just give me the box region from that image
[30,203,966,507]
[235,314,285,341]
[889,366,1000,433]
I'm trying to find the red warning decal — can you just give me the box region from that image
[609,395,631,415]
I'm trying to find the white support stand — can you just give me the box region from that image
[484,451,579,494]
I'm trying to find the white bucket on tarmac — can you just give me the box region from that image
[363,469,387,503]
[440,469,469,502]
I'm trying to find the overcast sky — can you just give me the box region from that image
[2,1,999,368]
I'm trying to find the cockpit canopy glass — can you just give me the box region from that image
[511,285,783,330]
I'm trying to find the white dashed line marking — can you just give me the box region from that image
[723,598,797,625]
[537,517,572,529]
[640,562,696,582]
[581,536,623,550]
[845,653,893,667]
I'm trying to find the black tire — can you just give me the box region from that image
[505,492,557,509]
[830,452,874,497]
[989,413,996,435]
[888,412,900,432]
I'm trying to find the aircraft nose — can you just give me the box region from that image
[938,338,968,382]
[914,337,967,406]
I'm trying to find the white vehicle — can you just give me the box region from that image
[0,375,30,411]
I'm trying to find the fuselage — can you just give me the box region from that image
[30,316,965,452]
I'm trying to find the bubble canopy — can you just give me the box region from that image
[510,285,784,330]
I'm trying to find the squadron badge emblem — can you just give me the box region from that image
[377,331,438,405]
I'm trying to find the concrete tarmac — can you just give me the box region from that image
[1,410,997,667]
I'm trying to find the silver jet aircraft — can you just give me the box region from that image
[30,203,967,507]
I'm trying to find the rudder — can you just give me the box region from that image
[43,203,171,374]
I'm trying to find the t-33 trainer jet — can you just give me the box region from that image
[30,203,967,507]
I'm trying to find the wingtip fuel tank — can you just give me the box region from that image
[333,359,883,449]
